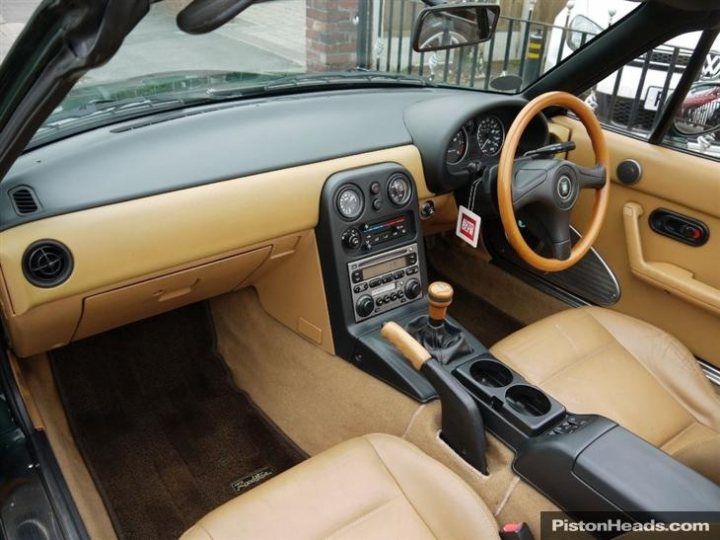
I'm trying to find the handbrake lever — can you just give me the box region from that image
[381,321,488,474]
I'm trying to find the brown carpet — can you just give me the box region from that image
[51,303,304,540]
[430,267,525,347]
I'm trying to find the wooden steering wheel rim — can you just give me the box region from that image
[497,91,610,272]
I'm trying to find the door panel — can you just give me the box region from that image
[554,117,720,367]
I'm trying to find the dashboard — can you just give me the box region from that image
[0,86,549,357]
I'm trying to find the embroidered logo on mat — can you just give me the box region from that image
[231,466,275,494]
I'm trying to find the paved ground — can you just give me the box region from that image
[1,0,306,75]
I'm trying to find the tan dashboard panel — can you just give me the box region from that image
[73,247,271,340]
[0,145,429,317]
[554,116,720,218]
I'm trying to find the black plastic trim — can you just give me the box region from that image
[22,239,74,288]
[0,349,89,540]
[403,94,547,193]
[1,88,449,231]
[649,208,709,247]
[422,358,488,474]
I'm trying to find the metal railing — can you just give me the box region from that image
[358,0,699,135]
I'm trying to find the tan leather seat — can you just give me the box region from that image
[491,307,720,483]
[181,433,499,540]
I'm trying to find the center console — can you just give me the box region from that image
[317,163,720,527]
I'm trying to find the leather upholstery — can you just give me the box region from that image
[181,433,499,539]
[491,307,720,483]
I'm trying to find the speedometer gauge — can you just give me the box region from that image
[476,116,505,156]
[336,185,364,220]
[446,128,468,164]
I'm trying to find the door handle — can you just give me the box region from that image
[623,202,720,316]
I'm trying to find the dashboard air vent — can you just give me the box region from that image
[10,187,40,215]
[22,240,73,288]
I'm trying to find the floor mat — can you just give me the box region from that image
[51,303,304,540]
[430,266,525,347]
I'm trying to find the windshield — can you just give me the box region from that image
[20,0,637,147]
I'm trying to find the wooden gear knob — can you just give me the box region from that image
[428,281,454,322]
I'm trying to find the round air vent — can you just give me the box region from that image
[22,240,73,288]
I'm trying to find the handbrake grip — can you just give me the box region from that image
[381,322,488,473]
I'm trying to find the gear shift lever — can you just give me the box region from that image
[428,281,454,325]
[405,281,473,364]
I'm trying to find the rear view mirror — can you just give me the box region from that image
[413,3,500,53]
[673,83,720,136]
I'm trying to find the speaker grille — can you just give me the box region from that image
[22,241,73,287]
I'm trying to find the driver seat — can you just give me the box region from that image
[490,306,720,484]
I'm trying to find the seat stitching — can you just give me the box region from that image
[535,336,612,387]
[362,437,438,538]
[401,403,429,439]
[657,422,698,450]
[324,497,405,539]
[658,421,714,453]
[584,309,718,429]
[528,311,608,387]
[191,524,214,540]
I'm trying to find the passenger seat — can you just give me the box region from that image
[181,433,499,539]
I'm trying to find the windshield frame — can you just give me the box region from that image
[22,0,645,151]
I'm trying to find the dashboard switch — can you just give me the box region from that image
[342,227,362,250]
[355,295,375,318]
[405,279,422,300]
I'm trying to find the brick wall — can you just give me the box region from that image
[306,0,360,71]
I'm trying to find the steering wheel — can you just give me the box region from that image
[497,91,610,272]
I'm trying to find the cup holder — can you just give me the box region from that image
[470,360,513,388]
[505,385,552,417]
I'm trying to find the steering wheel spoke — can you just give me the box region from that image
[512,158,558,210]
[574,163,607,190]
[544,210,573,260]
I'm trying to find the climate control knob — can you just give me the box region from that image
[342,227,362,250]
[355,295,375,318]
[404,279,422,300]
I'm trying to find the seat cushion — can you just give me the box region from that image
[181,433,499,540]
[490,307,720,483]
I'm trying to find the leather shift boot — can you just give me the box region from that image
[405,315,473,364]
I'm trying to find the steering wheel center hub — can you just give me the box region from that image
[554,167,578,208]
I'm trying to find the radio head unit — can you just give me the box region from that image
[348,244,423,322]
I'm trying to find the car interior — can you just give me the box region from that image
[0,0,719,539]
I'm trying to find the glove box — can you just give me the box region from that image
[73,246,271,340]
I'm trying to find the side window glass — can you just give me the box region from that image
[587,30,720,159]
[665,57,720,158]
[587,32,703,138]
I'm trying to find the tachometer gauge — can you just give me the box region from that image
[446,128,468,164]
[476,116,505,156]
[387,174,412,206]
[336,185,364,220]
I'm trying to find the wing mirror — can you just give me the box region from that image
[673,82,720,136]
[413,3,500,53]
[565,15,602,51]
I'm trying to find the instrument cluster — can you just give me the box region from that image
[443,107,546,175]
[446,114,506,165]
